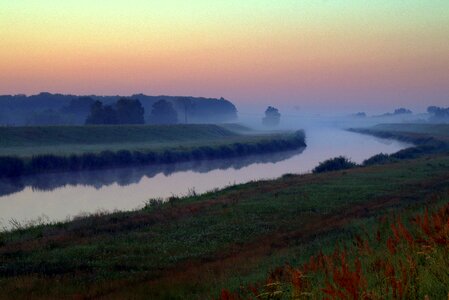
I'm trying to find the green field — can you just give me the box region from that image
[365,123,449,142]
[0,124,276,157]
[0,124,449,298]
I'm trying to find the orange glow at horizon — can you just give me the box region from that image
[1,1,449,110]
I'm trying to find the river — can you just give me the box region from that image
[0,128,411,230]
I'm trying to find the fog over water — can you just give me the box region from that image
[0,124,411,230]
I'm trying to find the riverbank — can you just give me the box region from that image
[349,123,449,148]
[345,123,449,166]
[1,152,448,298]
[0,124,306,178]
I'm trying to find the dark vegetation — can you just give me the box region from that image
[0,93,237,126]
[0,149,305,198]
[307,123,449,174]
[352,112,366,118]
[148,100,178,124]
[0,124,239,149]
[0,126,306,178]
[219,198,449,299]
[85,98,145,125]
[312,156,357,173]
[262,106,281,127]
[427,105,449,123]
[375,108,413,118]
[1,152,449,298]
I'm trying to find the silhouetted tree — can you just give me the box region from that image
[116,98,145,124]
[61,97,95,114]
[427,106,449,122]
[393,108,412,115]
[102,105,119,124]
[148,100,178,124]
[262,106,281,127]
[26,109,65,125]
[353,112,367,118]
[85,101,118,125]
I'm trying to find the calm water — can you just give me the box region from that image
[0,128,411,229]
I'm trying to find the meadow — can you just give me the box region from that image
[1,152,449,298]
[0,123,448,299]
[0,124,263,157]
[0,124,306,177]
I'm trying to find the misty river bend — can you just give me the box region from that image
[0,128,411,230]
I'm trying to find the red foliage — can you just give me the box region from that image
[217,201,449,299]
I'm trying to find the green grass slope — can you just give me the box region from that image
[370,123,449,140]
[0,124,275,157]
[1,153,448,299]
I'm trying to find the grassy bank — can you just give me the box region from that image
[1,152,449,298]
[337,124,449,169]
[0,124,256,156]
[349,123,449,148]
[220,197,449,299]
[0,124,306,177]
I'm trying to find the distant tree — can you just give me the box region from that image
[427,106,449,121]
[26,109,65,125]
[262,106,281,127]
[102,105,119,124]
[61,97,95,114]
[85,101,118,125]
[148,100,178,124]
[353,112,367,118]
[116,98,145,124]
[86,101,103,124]
[181,99,194,124]
[427,106,439,114]
[393,108,412,115]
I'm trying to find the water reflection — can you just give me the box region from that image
[0,128,412,229]
[0,148,305,198]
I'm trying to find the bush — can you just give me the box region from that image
[363,153,394,166]
[391,145,437,160]
[0,157,25,177]
[313,156,358,173]
[29,155,69,172]
[116,150,133,165]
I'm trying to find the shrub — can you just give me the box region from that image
[363,153,394,166]
[29,155,69,172]
[313,156,358,173]
[0,157,25,177]
[116,150,133,165]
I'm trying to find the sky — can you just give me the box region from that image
[1,1,448,113]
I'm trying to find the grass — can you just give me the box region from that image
[220,196,449,299]
[371,123,449,140]
[0,123,448,299]
[1,153,449,299]
[0,124,306,177]
[349,123,449,146]
[0,124,270,157]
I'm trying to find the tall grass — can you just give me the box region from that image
[218,194,449,299]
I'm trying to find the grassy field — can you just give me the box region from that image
[0,152,448,298]
[0,123,448,299]
[0,124,306,177]
[350,123,449,144]
[0,124,273,157]
[371,123,449,139]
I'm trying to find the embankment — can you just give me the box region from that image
[0,125,306,178]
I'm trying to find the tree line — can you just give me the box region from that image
[0,93,238,126]
[85,98,178,125]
